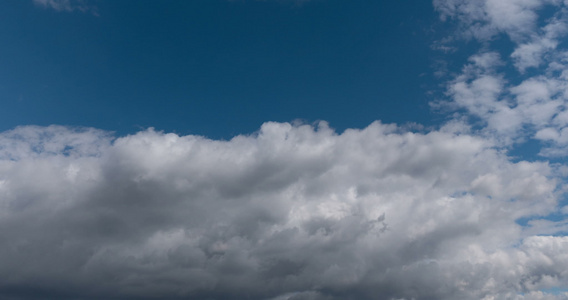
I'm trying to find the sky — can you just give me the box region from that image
[1,0,568,300]
[1,0,441,138]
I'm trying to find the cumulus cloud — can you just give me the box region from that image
[433,0,568,156]
[433,0,561,42]
[441,52,568,147]
[511,16,568,72]
[0,122,566,299]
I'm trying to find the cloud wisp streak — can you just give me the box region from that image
[32,0,97,14]
[0,123,566,300]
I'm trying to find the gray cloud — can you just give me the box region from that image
[0,122,566,299]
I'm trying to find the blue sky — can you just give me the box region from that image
[2,1,568,300]
[1,0,442,138]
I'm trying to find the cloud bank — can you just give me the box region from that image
[0,122,566,300]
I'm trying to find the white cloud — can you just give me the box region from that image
[0,123,566,299]
[442,53,568,154]
[512,17,568,72]
[433,0,561,42]
[434,0,568,155]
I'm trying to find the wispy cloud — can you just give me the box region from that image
[33,0,97,14]
[0,122,566,299]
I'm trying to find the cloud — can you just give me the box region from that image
[511,16,568,72]
[433,0,568,156]
[32,0,97,14]
[0,122,566,299]
[433,0,560,42]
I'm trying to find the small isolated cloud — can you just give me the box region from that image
[33,0,97,14]
[0,122,566,299]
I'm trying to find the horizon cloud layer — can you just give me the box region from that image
[0,122,567,300]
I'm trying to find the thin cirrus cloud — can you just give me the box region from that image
[0,122,567,300]
[32,0,96,13]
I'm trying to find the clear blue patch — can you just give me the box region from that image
[540,287,568,295]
